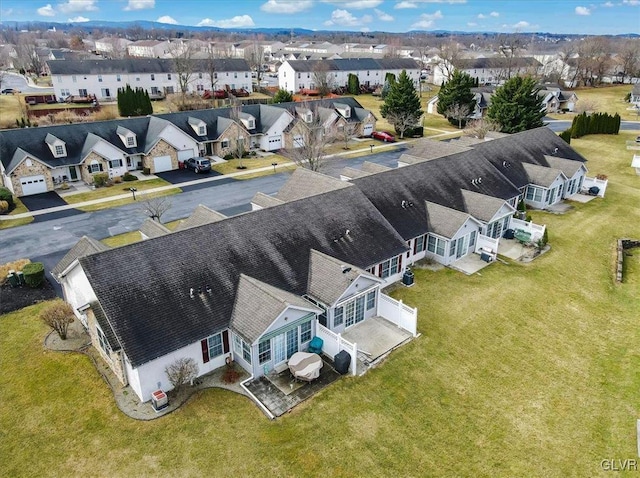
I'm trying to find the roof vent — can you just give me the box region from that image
[206,285,212,294]
[552,147,559,155]
[190,287,195,298]
[502,161,511,168]
[341,265,352,274]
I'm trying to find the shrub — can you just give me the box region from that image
[0,200,8,213]
[123,172,138,181]
[596,173,608,180]
[559,129,572,144]
[113,176,123,184]
[0,187,15,209]
[22,262,45,288]
[165,357,199,394]
[142,167,151,175]
[224,154,234,160]
[40,300,75,340]
[93,172,109,187]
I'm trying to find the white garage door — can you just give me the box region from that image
[153,155,172,173]
[177,149,193,161]
[363,124,373,137]
[20,175,47,196]
[267,135,282,150]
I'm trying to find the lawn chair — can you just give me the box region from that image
[308,336,323,354]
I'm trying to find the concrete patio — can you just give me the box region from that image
[341,316,413,366]
[450,253,494,275]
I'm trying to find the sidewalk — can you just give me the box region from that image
[0,138,431,221]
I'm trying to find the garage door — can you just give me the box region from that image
[153,155,172,173]
[20,175,47,196]
[363,124,373,137]
[177,149,193,161]
[267,136,282,150]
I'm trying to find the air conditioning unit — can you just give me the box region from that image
[151,389,168,411]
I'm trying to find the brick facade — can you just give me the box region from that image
[10,158,53,196]
[80,151,109,184]
[144,139,179,173]
[86,307,128,386]
[213,123,251,158]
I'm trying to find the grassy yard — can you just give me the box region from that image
[211,154,291,176]
[0,198,33,229]
[63,178,177,205]
[1,132,639,477]
[0,94,25,128]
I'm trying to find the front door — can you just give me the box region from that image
[69,166,78,180]
[456,234,468,259]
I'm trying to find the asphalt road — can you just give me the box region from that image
[1,71,54,94]
[0,146,409,291]
[544,118,640,132]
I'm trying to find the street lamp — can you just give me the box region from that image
[129,187,137,200]
[272,162,278,173]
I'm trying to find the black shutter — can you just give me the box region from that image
[99,163,104,172]
[201,339,209,363]
[222,330,229,354]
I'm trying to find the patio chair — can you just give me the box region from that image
[308,336,323,354]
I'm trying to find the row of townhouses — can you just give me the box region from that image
[50,125,598,407]
[0,97,376,197]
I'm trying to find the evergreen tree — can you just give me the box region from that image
[385,72,396,85]
[380,70,423,139]
[487,76,545,133]
[436,70,476,128]
[347,73,360,95]
[559,128,572,144]
[271,89,293,104]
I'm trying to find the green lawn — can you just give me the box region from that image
[0,198,33,229]
[211,155,291,175]
[64,178,178,204]
[1,133,639,477]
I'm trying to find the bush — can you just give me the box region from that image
[596,173,608,180]
[0,187,15,209]
[113,176,123,184]
[93,172,109,187]
[142,167,151,175]
[123,172,138,181]
[40,300,75,340]
[165,357,199,394]
[22,262,45,288]
[0,200,8,214]
[559,129,572,144]
[223,154,234,160]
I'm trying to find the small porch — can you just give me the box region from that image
[450,253,493,275]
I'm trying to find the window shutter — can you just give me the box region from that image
[413,239,417,254]
[99,163,104,172]
[222,330,229,354]
[201,339,209,363]
[398,254,403,271]
[377,264,382,277]
[87,165,90,172]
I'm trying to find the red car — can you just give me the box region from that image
[371,131,395,142]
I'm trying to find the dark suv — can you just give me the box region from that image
[184,157,211,174]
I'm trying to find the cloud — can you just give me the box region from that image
[324,9,372,26]
[1,8,14,16]
[395,0,464,7]
[622,0,639,5]
[37,4,56,16]
[478,11,498,19]
[375,8,394,21]
[68,15,90,21]
[575,6,591,15]
[57,0,98,13]
[124,0,155,11]
[157,15,178,24]
[323,0,383,8]
[602,1,614,6]
[410,10,443,28]
[467,22,477,26]
[197,15,255,28]
[260,0,313,13]
[502,20,537,30]
[477,13,486,18]
[490,11,499,17]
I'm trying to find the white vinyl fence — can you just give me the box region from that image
[315,321,358,376]
[510,218,546,242]
[582,176,608,197]
[377,293,418,337]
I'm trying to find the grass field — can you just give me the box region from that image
[63,178,178,204]
[1,131,638,477]
[0,198,33,229]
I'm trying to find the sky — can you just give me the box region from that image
[0,0,638,35]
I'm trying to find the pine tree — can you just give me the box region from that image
[380,70,423,139]
[347,73,360,95]
[436,70,476,129]
[272,89,293,104]
[487,76,545,133]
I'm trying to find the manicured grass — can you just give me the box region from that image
[63,178,176,204]
[0,198,33,229]
[101,230,142,248]
[77,188,181,212]
[0,94,25,128]
[211,155,291,175]
[1,133,639,476]
[572,85,639,121]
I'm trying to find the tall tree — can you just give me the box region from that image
[312,61,334,98]
[487,76,545,133]
[284,107,334,172]
[170,40,196,104]
[615,39,640,84]
[272,89,293,104]
[203,43,219,93]
[244,36,265,81]
[436,70,476,129]
[436,41,462,82]
[380,70,423,139]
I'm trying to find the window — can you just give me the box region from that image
[449,239,456,257]
[366,291,376,311]
[526,185,544,202]
[116,74,121,82]
[415,235,426,253]
[245,72,248,78]
[258,341,271,364]
[89,161,101,173]
[470,230,477,247]
[334,306,343,326]
[167,73,172,80]
[151,74,155,81]
[108,159,123,169]
[61,88,70,97]
[54,144,65,156]
[300,321,312,343]
[98,75,102,82]
[198,72,202,79]
[198,125,206,136]
[207,333,223,358]
[126,136,135,147]
[136,76,140,82]
[196,84,204,92]
[221,139,230,148]
[72,75,77,83]
[234,335,252,363]
[234,72,237,78]
[380,256,399,279]
[96,326,111,356]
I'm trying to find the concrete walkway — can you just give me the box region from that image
[1,141,409,221]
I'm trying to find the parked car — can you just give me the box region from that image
[184,157,211,174]
[636,136,640,143]
[371,131,396,143]
[1,88,17,94]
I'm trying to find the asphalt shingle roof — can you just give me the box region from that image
[51,236,109,279]
[47,58,250,75]
[139,218,171,239]
[425,201,474,239]
[173,204,226,232]
[276,167,352,202]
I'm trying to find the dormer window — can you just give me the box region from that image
[305,111,313,123]
[198,125,206,135]
[239,114,256,130]
[45,133,67,158]
[126,136,135,147]
[55,144,64,156]
[335,104,351,118]
[116,126,137,148]
[188,117,207,137]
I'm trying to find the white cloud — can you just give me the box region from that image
[157,15,178,24]
[602,1,614,6]
[411,10,443,28]
[395,0,464,6]
[260,0,313,13]
[37,4,56,16]
[395,1,417,7]
[375,8,394,21]
[198,15,255,28]
[124,0,155,11]
[478,11,499,19]
[467,22,477,26]
[323,0,383,8]
[324,9,372,26]
[57,0,98,13]
[575,6,591,15]
[622,0,639,5]
[502,20,537,30]
[1,8,14,16]
[477,13,486,18]
[490,11,499,17]
[68,15,90,21]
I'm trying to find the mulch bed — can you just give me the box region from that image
[0,279,58,314]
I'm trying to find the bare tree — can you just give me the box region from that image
[15,35,42,76]
[436,41,462,82]
[337,121,358,149]
[40,300,75,340]
[615,39,640,84]
[494,33,525,81]
[312,61,335,98]
[203,43,219,93]
[165,357,199,394]
[385,109,421,139]
[140,197,172,222]
[464,118,501,139]
[0,71,4,92]
[285,108,334,171]
[170,40,196,104]
[444,103,472,129]
[244,36,265,81]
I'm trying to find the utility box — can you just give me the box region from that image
[334,350,351,375]
[402,269,415,286]
[151,389,168,411]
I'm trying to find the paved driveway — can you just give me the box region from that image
[19,192,83,222]
[156,169,223,184]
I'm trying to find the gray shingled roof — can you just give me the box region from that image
[251,192,285,209]
[456,57,541,69]
[47,58,250,75]
[360,161,391,174]
[425,201,475,239]
[340,166,370,180]
[543,155,585,178]
[174,204,226,232]
[51,236,109,279]
[92,301,121,351]
[284,58,419,72]
[307,249,375,306]
[460,189,511,223]
[407,138,472,160]
[139,218,171,239]
[522,163,565,188]
[78,185,408,367]
[230,274,320,344]
[276,168,352,202]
